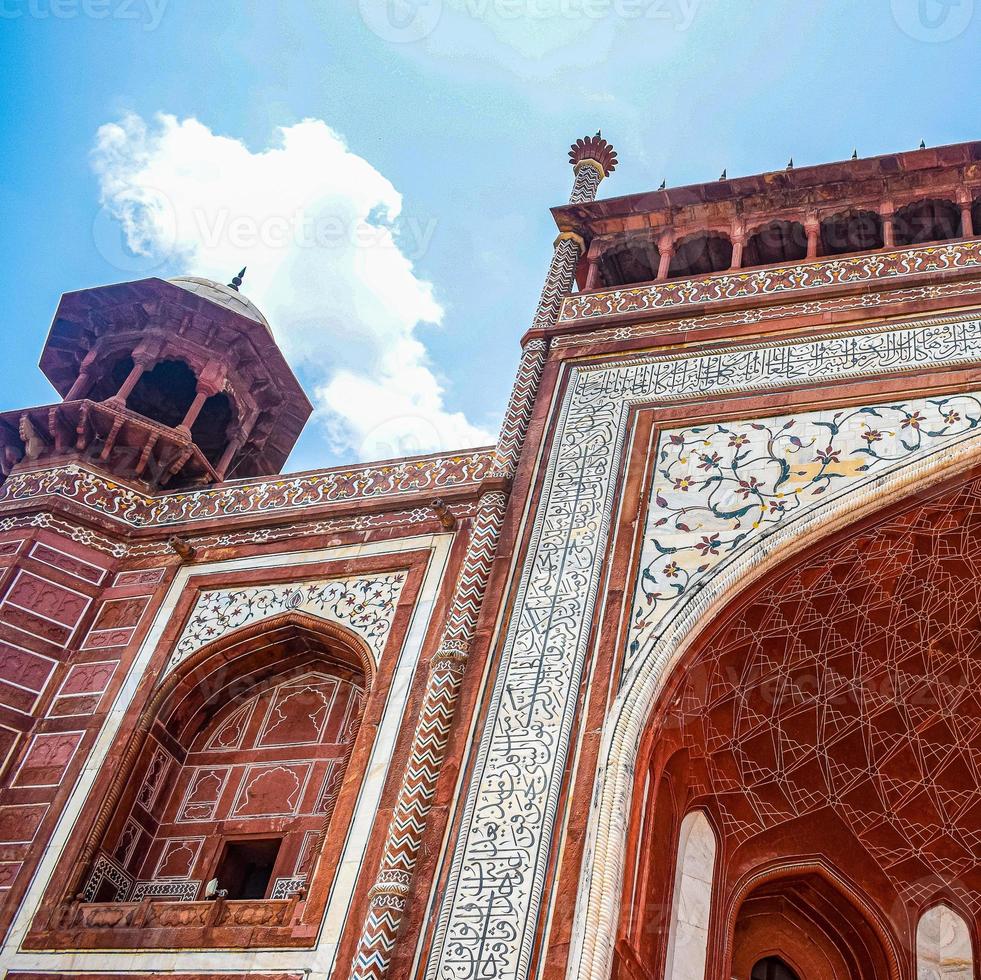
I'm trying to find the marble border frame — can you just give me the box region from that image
[426,308,981,980]
[566,405,981,980]
[0,533,453,979]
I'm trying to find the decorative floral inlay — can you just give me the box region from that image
[0,449,492,528]
[169,572,408,675]
[560,239,981,322]
[627,393,981,674]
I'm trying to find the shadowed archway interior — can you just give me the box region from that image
[622,474,981,979]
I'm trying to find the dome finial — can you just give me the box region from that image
[568,133,618,176]
[228,267,246,292]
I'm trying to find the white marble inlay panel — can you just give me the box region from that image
[169,571,408,674]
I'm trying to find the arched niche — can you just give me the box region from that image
[668,233,733,278]
[820,209,884,255]
[730,869,893,980]
[917,904,975,980]
[576,458,981,980]
[893,199,962,246]
[664,810,717,980]
[76,613,371,908]
[597,237,661,287]
[743,220,807,266]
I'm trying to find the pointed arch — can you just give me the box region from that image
[69,610,373,903]
[568,444,981,980]
[917,904,975,980]
[727,862,899,980]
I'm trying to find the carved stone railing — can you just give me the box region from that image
[68,893,303,932]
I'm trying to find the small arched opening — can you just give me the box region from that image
[743,221,807,267]
[893,199,962,246]
[917,904,975,980]
[191,391,235,465]
[597,237,661,287]
[820,209,884,255]
[668,233,733,278]
[751,956,800,980]
[127,358,198,428]
[664,810,717,980]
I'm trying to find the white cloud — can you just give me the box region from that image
[91,112,495,463]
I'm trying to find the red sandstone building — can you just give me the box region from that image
[0,135,980,980]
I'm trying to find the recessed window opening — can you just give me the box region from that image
[751,956,801,980]
[213,837,282,900]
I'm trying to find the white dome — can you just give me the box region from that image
[168,276,270,328]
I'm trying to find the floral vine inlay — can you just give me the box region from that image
[170,572,408,675]
[627,393,981,676]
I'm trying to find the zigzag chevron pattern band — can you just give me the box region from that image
[349,147,605,980]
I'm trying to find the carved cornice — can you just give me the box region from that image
[0,449,494,530]
[559,239,981,325]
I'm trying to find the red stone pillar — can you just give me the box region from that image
[805,212,821,258]
[730,221,746,269]
[958,190,974,238]
[177,362,226,435]
[114,360,149,404]
[64,351,100,401]
[881,201,895,248]
[584,238,604,291]
[657,233,675,280]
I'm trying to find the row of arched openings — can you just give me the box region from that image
[86,356,235,465]
[596,197,980,287]
[667,811,975,980]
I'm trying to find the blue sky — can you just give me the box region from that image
[1,1,979,471]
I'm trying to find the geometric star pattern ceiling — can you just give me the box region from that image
[669,476,981,912]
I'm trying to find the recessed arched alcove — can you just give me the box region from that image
[743,220,807,266]
[893,198,962,246]
[668,233,733,278]
[820,209,884,255]
[617,471,981,980]
[75,613,371,919]
[597,237,661,287]
[731,871,892,980]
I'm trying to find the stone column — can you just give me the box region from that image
[657,231,676,280]
[730,221,746,269]
[958,189,974,238]
[805,212,821,258]
[583,238,604,291]
[349,134,617,980]
[881,201,896,248]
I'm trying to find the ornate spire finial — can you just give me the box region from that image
[658,179,666,191]
[227,267,246,292]
[852,148,858,159]
[919,139,926,149]
[786,157,794,169]
[719,168,727,181]
[568,133,618,177]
